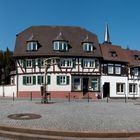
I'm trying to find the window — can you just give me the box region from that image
[115,64,121,75]
[26,76,32,85]
[83,43,93,52]
[57,76,69,85]
[38,76,44,85]
[60,60,66,67]
[134,68,138,76]
[26,59,32,68]
[91,78,99,91]
[73,78,81,91]
[83,59,95,68]
[60,59,72,68]
[116,83,125,94]
[23,76,36,85]
[134,55,139,60]
[129,84,137,93]
[108,64,114,74]
[111,52,117,57]
[27,42,38,51]
[83,60,88,67]
[53,41,68,51]
[38,58,44,67]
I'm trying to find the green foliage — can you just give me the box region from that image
[0,47,15,85]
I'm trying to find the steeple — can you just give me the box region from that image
[104,24,111,44]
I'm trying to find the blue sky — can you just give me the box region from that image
[0,0,140,51]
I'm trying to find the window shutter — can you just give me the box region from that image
[73,59,76,68]
[66,76,70,85]
[33,76,36,85]
[81,59,83,68]
[38,59,41,67]
[57,76,60,85]
[23,59,26,68]
[38,76,41,85]
[23,76,26,85]
[103,64,107,74]
[32,59,36,68]
[47,75,51,85]
[95,59,99,68]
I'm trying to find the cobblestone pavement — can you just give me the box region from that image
[0,98,140,133]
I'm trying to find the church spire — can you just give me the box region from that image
[104,24,111,44]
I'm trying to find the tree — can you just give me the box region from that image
[1,47,15,84]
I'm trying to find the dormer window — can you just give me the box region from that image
[134,55,139,60]
[83,43,93,52]
[27,42,38,51]
[109,50,117,57]
[53,41,68,51]
[53,32,68,52]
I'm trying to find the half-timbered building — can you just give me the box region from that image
[14,26,102,98]
[100,25,130,98]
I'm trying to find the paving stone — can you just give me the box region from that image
[0,99,140,132]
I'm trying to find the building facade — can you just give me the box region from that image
[12,25,140,99]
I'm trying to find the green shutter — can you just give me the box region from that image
[32,59,36,68]
[95,59,99,68]
[57,76,60,85]
[23,76,26,85]
[38,59,41,67]
[81,58,83,68]
[23,59,26,68]
[73,59,76,68]
[47,75,51,85]
[33,76,36,85]
[38,76,41,85]
[66,76,70,85]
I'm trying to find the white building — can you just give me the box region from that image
[10,25,140,99]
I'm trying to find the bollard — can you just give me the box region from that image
[88,93,89,103]
[68,92,70,102]
[107,94,109,103]
[13,92,15,101]
[125,94,127,103]
[30,92,32,101]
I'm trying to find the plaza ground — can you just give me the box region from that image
[0,98,140,139]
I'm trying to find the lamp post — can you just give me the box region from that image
[42,57,60,103]
[1,68,5,97]
[131,68,135,100]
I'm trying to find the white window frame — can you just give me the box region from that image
[26,76,32,85]
[129,83,137,95]
[60,60,66,67]
[27,42,38,51]
[59,76,67,85]
[108,64,114,74]
[83,43,93,52]
[60,59,72,68]
[26,59,32,68]
[53,41,68,51]
[83,59,95,68]
[115,64,121,75]
[116,83,125,94]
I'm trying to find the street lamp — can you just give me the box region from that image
[1,68,5,97]
[41,57,60,103]
[130,68,136,100]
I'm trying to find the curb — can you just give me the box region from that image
[0,125,140,139]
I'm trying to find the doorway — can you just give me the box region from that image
[103,82,110,98]
[83,78,89,95]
